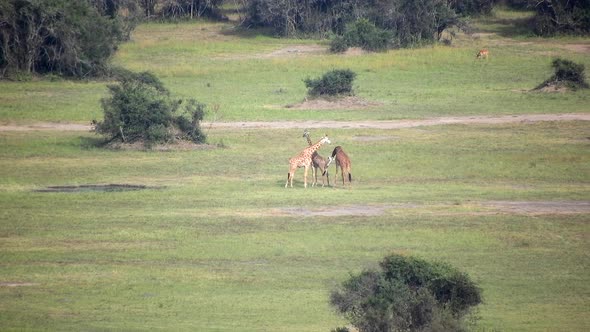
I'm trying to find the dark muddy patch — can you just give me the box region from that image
[35,184,164,193]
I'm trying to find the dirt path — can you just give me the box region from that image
[1,113,589,132]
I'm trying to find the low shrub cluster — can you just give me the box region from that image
[304,69,357,97]
[330,254,482,332]
[536,58,589,90]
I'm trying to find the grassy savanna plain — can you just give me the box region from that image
[1,8,589,332]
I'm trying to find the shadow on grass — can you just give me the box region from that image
[80,136,111,150]
[220,25,278,39]
[475,11,536,38]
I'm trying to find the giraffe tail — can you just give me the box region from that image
[349,173,352,182]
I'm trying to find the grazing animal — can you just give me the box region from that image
[476,49,489,59]
[285,135,331,188]
[303,129,330,187]
[326,146,352,186]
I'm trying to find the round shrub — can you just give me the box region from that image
[304,69,357,97]
[537,58,589,90]
[330,254,482,332]
[330,35,349,53]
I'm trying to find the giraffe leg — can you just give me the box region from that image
[304,165,309,188]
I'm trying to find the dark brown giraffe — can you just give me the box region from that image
[326,146,352,186]
[285,135,331,188]
[303,129,330,187]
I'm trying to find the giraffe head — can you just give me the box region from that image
[321,135,331,145]
[326,155,335,168]
[303,129,310,138]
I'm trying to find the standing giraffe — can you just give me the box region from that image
[303,129,330,187]
[285,135,331,188]
[326,146,352,186]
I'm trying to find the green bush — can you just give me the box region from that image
[304,69,356,97]
[537,58,589,90]
[330,254,482,332]
[330,35,349,53]
[330,19,391,52]
[95,71,207,146]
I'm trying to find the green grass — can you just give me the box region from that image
[1,17,589,123]
[1,122,589,330]
[1,10,589,332]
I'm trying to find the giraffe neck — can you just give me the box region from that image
[305,138,326,155]
[305,135,313,146]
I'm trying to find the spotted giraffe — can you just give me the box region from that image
[303,129,330,187]
[285,135,331,188]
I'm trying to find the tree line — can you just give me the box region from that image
[1,0,588,79]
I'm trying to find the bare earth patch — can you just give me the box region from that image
[482,201,590,215]
[274,201,590,218]
[285,96,382,110]
[560,43,590,54]
[279,205,391,217]
[219,44,327,60]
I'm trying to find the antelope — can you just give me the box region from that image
[476,49,489,59]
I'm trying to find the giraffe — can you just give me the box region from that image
[326,146,352,187]
[285,135,331,188]
[303,129,330,187]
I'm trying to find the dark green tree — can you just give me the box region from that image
[0,0,127,78]
[95,71,207,145]
[331,254,482,332]
[531,0,590,36]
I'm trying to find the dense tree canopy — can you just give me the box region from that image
[0,0,127,77]
[531,0,590,36]
[241,0,493,48]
